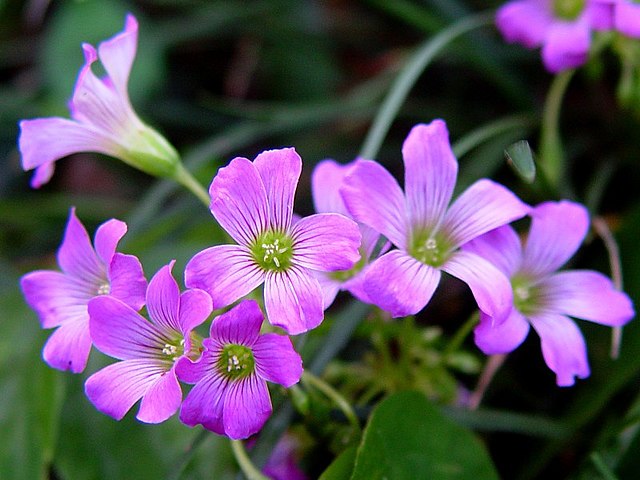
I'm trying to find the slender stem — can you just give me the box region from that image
[444,311,479,358]
[230,440,270,480]
[467,354,507,410]
[590,452,620,480]
[358,11,494,160]
[539,69,575,193]
[592,216,625,359]
[173,163,211,207]
[302,371,362,436]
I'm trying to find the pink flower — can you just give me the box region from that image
[341,120,530,320]
[20,208,146,373]
[19,14,179,188]
[464,201,635,386]
[177,299,303,440]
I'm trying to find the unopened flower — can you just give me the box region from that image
[464,201,635,386]
[310,159,387,308]
[185,148,361,334]
[85,261,212,423]
[177,299,303,440]
[19,14,180,188]
[341,120,529,319]
[20,208,146,373]
[496,0,610,73]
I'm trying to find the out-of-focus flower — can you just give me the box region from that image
[593,0,640,38]
[185,148,361,335]
[177,299,303,439]
[464,201,635,386]
[19,14,180,188]
[263,433,308,480]
[85,262,211,423]
[310,159,387,308]
[20,208,146,373]
[341,120,529,320]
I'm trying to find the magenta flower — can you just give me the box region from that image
[592,0,640,37]
[85,261,212,423]
[19,14,179,188]
[185,148,361,334]
[20,208,146,373]
[464,201,635,386]
[341,120,530,319]
[496,0,610,73]
[177,299,303,440]
[311,159,387,308]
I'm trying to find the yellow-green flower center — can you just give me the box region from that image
[553,0,586,20]
[330,249,367,282]
[511,276,543,316]
[409,231,452,267]
[217,344,255,380]
[250,230,294,272]
[97,282,111,295]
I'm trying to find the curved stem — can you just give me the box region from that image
[302,371,362,436]
[358,11,495,160]
[539,70,575,193]
[173,163,211,207]
[444,310,479,358]
[230,440,270,480]
[468,353,507,410]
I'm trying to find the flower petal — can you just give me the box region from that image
[443,179,529,248]
[473,309,530,355]
[30,162,55,189]
[496,0,553,48]
[291,213,361,271]
[178,289,213,335]
[616,1,640,38]
[253,333,303,387]
[88,296,165,360]
[264,267,324,334]
[522,201,589,278]
[42,318,92,373]
[97,14,138,95]
[528,312,590,386]
[253,148,302,231]
[93,218,127,266]
[108,252,147,310]
[541,16,591,73]
[403,120,458,234]
[85,359,166,420]
[175,348,217,384]
[311,159,351,215]
[341,159,407,249]
[57,208,105,283]
[209,157,269,246]
[315,272,342,309]
[146,262,181,333]
[137,366,182,424]
[363,250,440,318]
[462,225,523,278]
[211,299,264,346]
[21,270,91,329]
[179,369,228,435]
[223,375,272,440]
[185,244,265,310]
[442,250,514,321]
[542,270,635,326]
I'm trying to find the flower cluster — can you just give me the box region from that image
[496,0,640,73]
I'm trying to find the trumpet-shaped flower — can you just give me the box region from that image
[20,208,146,373]
[85,261,212,423]
[19,14,179,188]
[496,0,611,73]
[464,201,635,386]
[177,299,303,439]
[185,148,361,335]
[311,159,387,308]
[341,120,530,319]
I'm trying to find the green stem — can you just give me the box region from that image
[539,69,575,193]
[230,440,270,480]
[302,371,362,436]
[173,163,210,207]
[358,11,494,160]
[444,311,479,358]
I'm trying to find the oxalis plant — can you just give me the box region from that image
[7,1,640,479]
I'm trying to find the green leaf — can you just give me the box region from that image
[504,140,536,183]
[350,391,499,480]
[319,445,358,480]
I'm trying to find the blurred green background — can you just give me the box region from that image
[3,1,640,479]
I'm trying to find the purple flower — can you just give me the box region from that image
[311,159,387,308]
[85,261,212,423]
[19,14,179,188]
[496,0,609,73]
[185,148,361,334]
[341,120,530,319]
[177,299,303,440]
[20,208,146,373]
[464,201,635,386]
[263,433,307,480]
[592,0,640,37]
